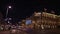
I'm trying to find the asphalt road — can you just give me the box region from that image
[0,28,60,34]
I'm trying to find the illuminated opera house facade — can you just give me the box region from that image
[31,12,58,29]
[23,11,60,29]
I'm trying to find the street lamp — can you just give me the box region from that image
[9,6,11,8]
[6,6,11,18]
[5,6,12,23]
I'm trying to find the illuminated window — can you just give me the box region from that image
[32,21,35,23]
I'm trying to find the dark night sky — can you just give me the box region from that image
[0,0,60,21]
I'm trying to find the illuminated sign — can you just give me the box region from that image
[26,20,32,25]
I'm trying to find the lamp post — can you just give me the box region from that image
[6,6,11,18]
[5,6,12,23]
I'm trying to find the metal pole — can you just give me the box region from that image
[6,8,8,18]
[41,11,42,24]
[5,8,9,23]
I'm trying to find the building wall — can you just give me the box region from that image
[57,16,60,26]
[32,12,57,25]
[21,12,60,29]
[31,12,58,29]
